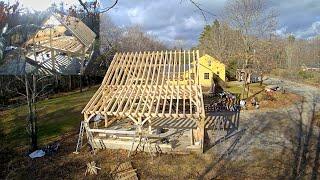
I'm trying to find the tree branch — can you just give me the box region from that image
[78,0,90,14]
[100,0,118,13]
[35,84,53,98]
[188,0,216,23]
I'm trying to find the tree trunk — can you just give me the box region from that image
[31,75,38,151]
[79,75,82,92]
[25,75,38,151]
[260,73,263,86]
[69,75,72,91]
[87,75,91,88]
[55,75,59,93]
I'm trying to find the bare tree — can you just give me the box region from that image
[198,20,244,63]
[6,73,53,151]
[224,0,278,67]
[173,37,186,50]
[115,25,167,52]
[99,14,123,52]
[78,0,118,14]
[224,0,277,97]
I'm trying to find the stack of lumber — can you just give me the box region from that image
[111,161,138,180]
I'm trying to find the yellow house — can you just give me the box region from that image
[184,54,225,87]
[197,54,225,85]
[168,54,226,88]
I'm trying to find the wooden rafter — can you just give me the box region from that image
[83,50,205,121]
[25,13,96,74]
[36,36,83,54]
[53,13,96,48]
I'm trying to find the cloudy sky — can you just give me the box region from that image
[103,0,320,47]
[12,0,320,47]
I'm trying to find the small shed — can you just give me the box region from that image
[236,68,261,83]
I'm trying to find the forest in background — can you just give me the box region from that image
[0,0,319,108]
[196,0,319,81]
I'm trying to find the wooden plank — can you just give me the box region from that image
[108,52,136,112]
[114,52,138,114]
[176,50,181,115]
[82,53,118,113]
[161,51,173,115]
[148,51,164,116]
[183,50,186,117]
[122,52,145,116]
[127,52,150,115]
[83,50,205,121]
[134,52,155,116]
[88,129,136,135]
[141,51,159,115]
[168,50,176,115]
[97,52,128,112]
[188,51,193,115]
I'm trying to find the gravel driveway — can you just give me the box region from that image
[202,77,320,179]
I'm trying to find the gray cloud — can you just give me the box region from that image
[103,0,320,48]
[271,0,320,38]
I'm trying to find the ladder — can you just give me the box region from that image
[74,121,96,154]
[128,130,154,160]
[84,122,96,154]
[74,121,85,154]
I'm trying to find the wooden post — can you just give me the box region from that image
[190,129,194,145]
[49,27,56,71]
[84,113,89,122]
[80,47,86,93]
[195,118,205,153]
[104,115,108,127]
[148,119,152,134]
[137,117,142,134]
[201,118,206,153]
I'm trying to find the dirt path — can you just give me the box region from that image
[202,77,320,179]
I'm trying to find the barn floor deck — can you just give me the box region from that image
[90,117,200,153]
[90,112,240,153]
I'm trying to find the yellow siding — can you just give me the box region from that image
[168,54,226,87]
[189,54,226,87]
[200,54,225,81]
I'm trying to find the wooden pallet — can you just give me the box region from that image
[111,161,138,180]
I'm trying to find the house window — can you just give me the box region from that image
[190,73,195,80]
[208,60,212,66]
[204,73,210,79]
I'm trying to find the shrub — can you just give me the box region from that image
[298,70,314,79]
[226,59,237,81]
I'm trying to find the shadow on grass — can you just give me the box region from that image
[204,110,241,152]
[288,96,320,179]
[198,96,320,179]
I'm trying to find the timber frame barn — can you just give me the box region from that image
[25,13,96,75]
[81,50,207,153]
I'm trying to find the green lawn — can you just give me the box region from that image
[225,81,266,98]
[270,69,320,87]
[0,87,97,150]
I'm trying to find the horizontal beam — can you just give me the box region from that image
[88,128,136,135]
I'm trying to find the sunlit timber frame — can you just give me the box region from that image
[25,13,96,74]
[82,50,206,151]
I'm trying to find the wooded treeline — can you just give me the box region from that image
[100,14,167,52]
[198,0,319,80]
